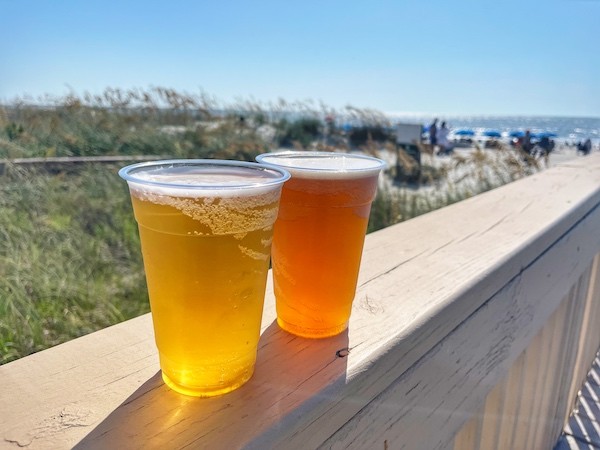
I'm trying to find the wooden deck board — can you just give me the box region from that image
[556,354,600,449]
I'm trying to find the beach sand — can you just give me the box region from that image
[373,143,594,196]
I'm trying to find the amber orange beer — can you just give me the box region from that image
[256,152,385,338]
[119,160,289,396]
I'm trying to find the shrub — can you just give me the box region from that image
[276,117,323,148]
[348,126,393,148]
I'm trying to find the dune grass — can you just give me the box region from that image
[1,87,397,160]
[0,164,148,363]
[368,146,539,233]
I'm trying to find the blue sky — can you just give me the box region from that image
[1,0,598,117]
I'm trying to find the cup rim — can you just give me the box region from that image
[255,151,387,175]
[118,159,291,191]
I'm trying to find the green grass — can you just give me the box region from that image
[0,164,148,363]
[0,87,402,160]
[1,88,270,160]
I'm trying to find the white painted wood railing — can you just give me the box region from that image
[1,155,600,450]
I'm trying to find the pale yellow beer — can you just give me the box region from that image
[119,160,289,397]
[256,152,385,338]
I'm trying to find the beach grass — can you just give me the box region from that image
[368,144,539,232]
[1,87,399,160]
[0,164,148,363]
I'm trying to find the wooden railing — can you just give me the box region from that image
[0,155,161,175]
[1,155,600,450]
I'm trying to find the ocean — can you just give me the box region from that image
[385,113,600,146]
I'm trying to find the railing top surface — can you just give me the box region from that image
[2,155,600,449]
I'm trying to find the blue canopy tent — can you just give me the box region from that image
[483,130,502,138]
[453,129,475,136]
[535,131,558,139]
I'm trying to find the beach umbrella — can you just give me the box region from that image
[453,129,475,136]
[483,130,502,138]
[537,131,558,138]
[509,130,525,138]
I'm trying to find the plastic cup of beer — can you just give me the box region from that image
[255,151,386,338]
[119,159,290,397]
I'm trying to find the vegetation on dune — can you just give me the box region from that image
[368,146,539,233]
[0,164,148,363]
[0,87,406,159]
[0,87,540,363]
[1,88,270,160]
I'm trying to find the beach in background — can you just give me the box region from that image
[384,113,600,148]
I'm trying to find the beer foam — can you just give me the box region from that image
[256,152,386,179]
[120,161,289,235]
[124,164,288,198]
[238,245,270,261]
[133,188,281,235]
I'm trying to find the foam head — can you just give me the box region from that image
[119,159,290,197]
[255,151,386,179]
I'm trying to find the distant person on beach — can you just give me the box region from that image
[429,119,438,152]
[539,136,551,155]
[437,121,450,155]
[325,114,335,134]
[522,130,533,154]
[579,138,592,155]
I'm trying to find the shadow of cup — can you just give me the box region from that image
[73,322,350,449]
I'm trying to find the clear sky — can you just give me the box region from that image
[1,0,599,117]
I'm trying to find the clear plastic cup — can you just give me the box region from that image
[119,159,290,396]
[256,151,386,338]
